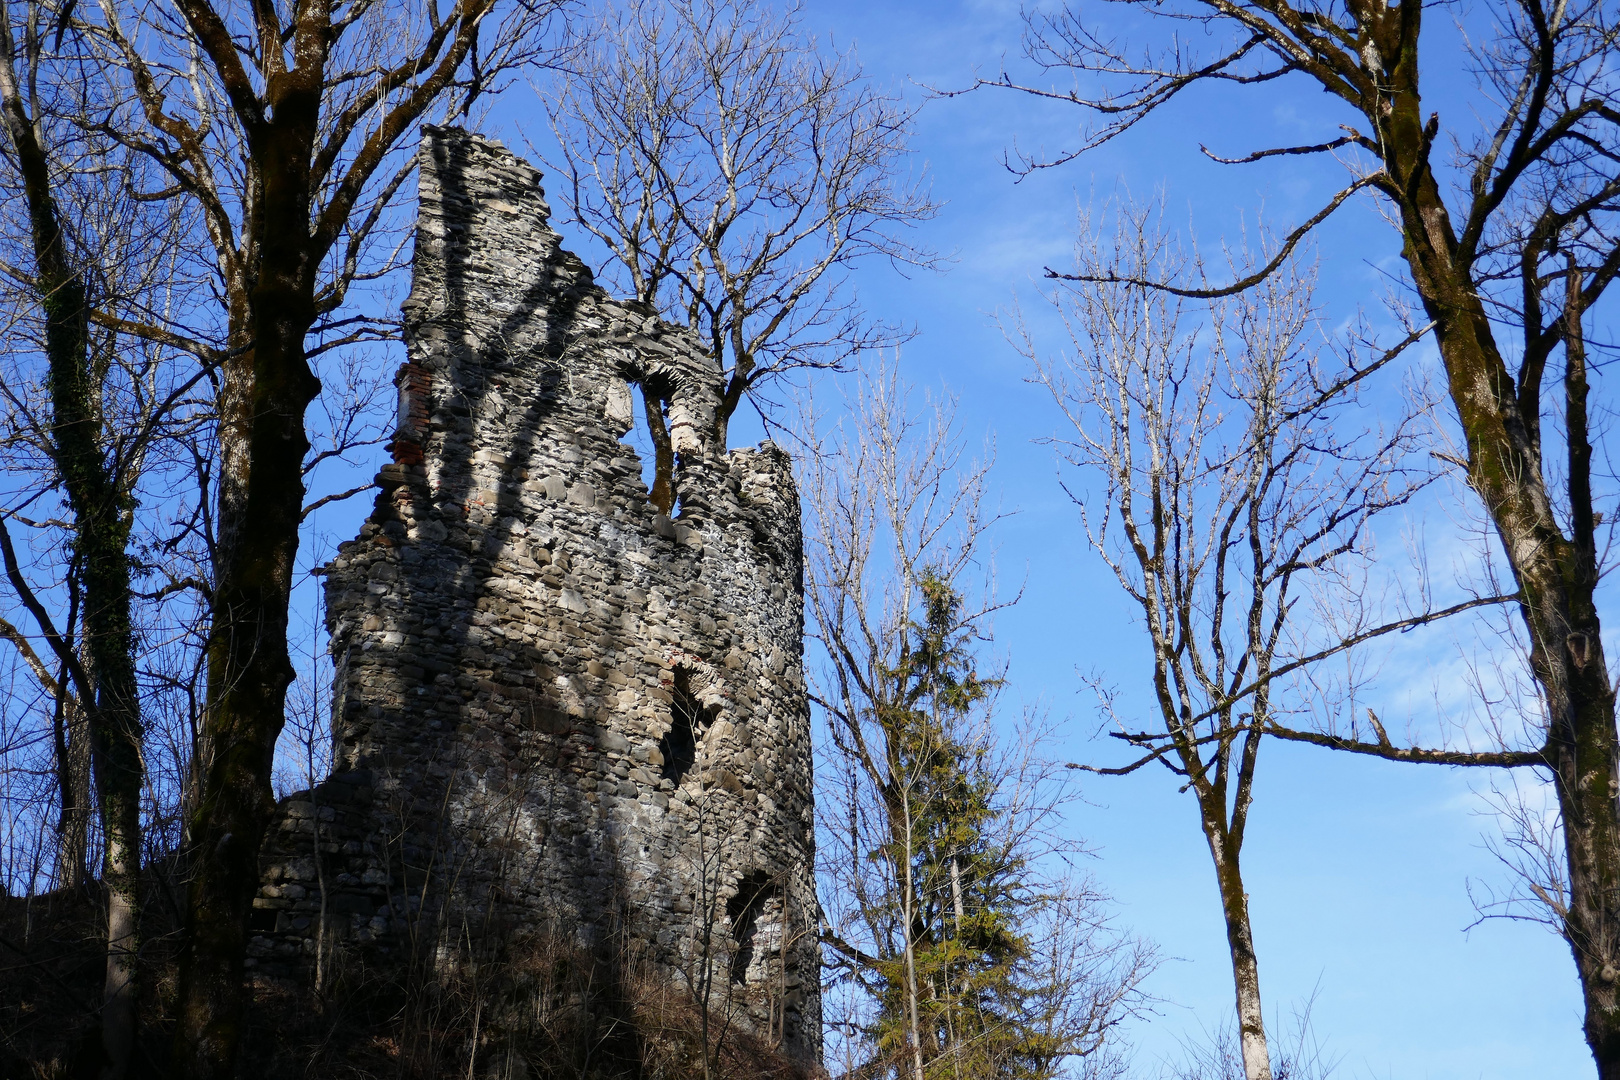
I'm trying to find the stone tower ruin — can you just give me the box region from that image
[249,127,820,1065]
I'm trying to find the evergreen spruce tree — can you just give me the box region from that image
[811,368,1152,1079]
[858,571,1058,1079]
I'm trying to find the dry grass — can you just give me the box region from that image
[244,922,815,1080]
[1,889,815,1080]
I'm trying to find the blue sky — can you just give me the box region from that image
[286,0,1595,1073]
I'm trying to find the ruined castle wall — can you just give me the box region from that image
[249,128,819,1062]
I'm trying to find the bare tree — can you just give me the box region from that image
[803,362,1154,1080]
[0,31,142,1078]
[542,0,938,510]
[979,1,1620,1070]
[1010,206,1494,1080]
[0,10,214,1070]
[17,2,577,1075]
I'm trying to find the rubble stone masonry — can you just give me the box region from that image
[248,127,820,1062]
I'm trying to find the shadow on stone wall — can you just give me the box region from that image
[246,127,820,1077]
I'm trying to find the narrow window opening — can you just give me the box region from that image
[637,377,676,514]
[621,375,660,501]
[728,871,780,985]
[658,670,706,785]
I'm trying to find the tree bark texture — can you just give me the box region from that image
[1206,826,1271,1080]
[641,382,677,513]
[54,685,92,890]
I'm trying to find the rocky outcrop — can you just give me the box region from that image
[248,127,819,1064]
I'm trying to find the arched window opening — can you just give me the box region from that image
[659,669,709,785]
[728,871,781,985]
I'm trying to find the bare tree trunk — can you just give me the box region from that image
[1393,149,1620,1077]
[175,215,320,1080]
[1553,267,1620,1079]
[641,383,676,514]
[54,682,91,890]
[65,308,144,1080]
[1017,215,1446,1080]
[1208,831,1271,1080]
[899,793,926,1080]
[64,273,144,1080]
[66,4,560,1071]
[0,17,144,1076]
